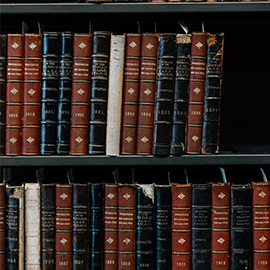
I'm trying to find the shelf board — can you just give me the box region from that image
[1,2,270,15]
[1,154,270,166]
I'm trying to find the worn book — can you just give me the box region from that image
[0,183,6,269]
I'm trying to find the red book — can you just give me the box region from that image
[252,182,270,270]
[0,183,6,269]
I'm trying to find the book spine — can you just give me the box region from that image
[186,32,207,154]
[55,184,72,269]
[252,182,270,270]
[104,183,118,270]
[191,183,212,270]
[118,183,136,269]
[0,35,7,156]
[120,33,141,155]
[72,183,89,269]
[40,32,60,155]
[231,183,252,270]
[41,183,56,270]
[56,32,74,154]
[202,33,225,154]
[153,33,177,156]
[171,183,192,270]
[70,33,92,155]
[0,183,6,269]
[170,34,191,156]
[136,33,158,155]
[88,31,111,155]
[6,33,24,155]
[106,35,125,156]
[90,183,104,270]
[24,183,41,269]
[211,183,230,270]
[156,184,172,269]
[22,33,42,155]
[136,184,155,270]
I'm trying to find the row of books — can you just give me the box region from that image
[0,29,224,157]
[0,178,269,270]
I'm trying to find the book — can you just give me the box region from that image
[120,33,141,155]
[106,34,125,156]
[41,183,56,270]
[88,31,111,155]
[55,184,72,269]
[170,34,191,156]
[186,32,207,154]
[22,33,42,155]
[56,32,74,155]
[70,33,93,155]
[191,183,212,269]
[201,33,225,154]
[0,183,6,269]
[153,33,177,157]
[211,182,230,270]
[171,182,192,270]
[6,33,24,155]
[136,183,155,269]
[24,183,41,269]
[231,183,252,270]
[0,34,7,156]
[252,181,270,270]
[40,32,60,155]
[136,32,158,155]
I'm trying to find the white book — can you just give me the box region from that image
[106,35,125,156]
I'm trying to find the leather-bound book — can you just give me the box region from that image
[88,31,111,155]
[40,32,60,155]
[22,33,42,155]
[120,33,141,155]
[104,183,118,270]
[0,183,6,269]
[70,33,92,155]
[41,183,56,270]
[106,35,125,156]
[89,183,104,269]
[72,183,89,269]
[171,183,192,270]
[170,34,191,156]
[136,33,158,155]
[118,183,136,269]
[136,184,155,270]
[25,183,41,269]
[153,33,176,157]
[191,183,212,269]
[6,33,24,155]
[252,182,270,270]
[186,32,207,154]
[6,184,25,270]
[156,184,172,269]
[0,35,7,156]
[55,184,72,269]
[212,182,230,270]
[201,33,225,154]
[56,32,74,155]
[231,183,252,270]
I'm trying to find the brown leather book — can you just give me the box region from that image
[136,33,158,155]
[252,182,270,270]
[0,183,6,269]
[120,33,141,155]
[212,182,230,270]
[6,33,24,155]
[118,183,136,269]
[70,33,93,155]
[104,183,118,270]
[186,32,207,154]
[55,184,72,269]
[22,33,42,155]
[171,183,192,270]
